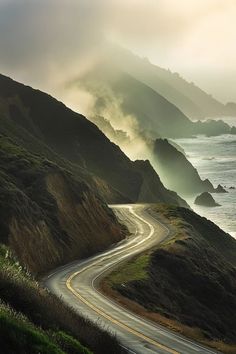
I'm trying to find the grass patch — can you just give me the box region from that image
[0,302,94,354]
[0,244,125,354]
[0,303,64,354]
[52,331,92,354]
[106,254,150,286]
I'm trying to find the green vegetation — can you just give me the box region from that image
[0,245,90,354]
[51,332,91,354]
[104,204,236,352]
[0,244,124,354]
[107,254,150,286]
[0,305,64,354]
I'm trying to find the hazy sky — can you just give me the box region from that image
[0,0,235,102]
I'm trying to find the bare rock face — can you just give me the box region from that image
[194,192,220,207]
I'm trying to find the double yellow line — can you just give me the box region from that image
[66,269,179,354]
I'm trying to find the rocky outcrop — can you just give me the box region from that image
[214,184,228,193]
[194,192,220,207]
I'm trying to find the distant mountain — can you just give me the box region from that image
[108,47,236,120]
[76,61,234,139]
[90,115,131,148]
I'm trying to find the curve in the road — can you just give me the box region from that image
[66,206,177,354]
[44,205,220,354]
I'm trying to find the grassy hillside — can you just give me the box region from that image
[0,244,124,354]
[0,73,187,206]
[0,134,124,274]
[103,205,236,353]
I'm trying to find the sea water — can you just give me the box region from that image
[174,122,236,239]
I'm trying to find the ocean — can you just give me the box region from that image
[174,119,236,239]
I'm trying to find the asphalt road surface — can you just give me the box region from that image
[44,204,220,354]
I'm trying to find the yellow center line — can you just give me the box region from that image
[66,270,179,354]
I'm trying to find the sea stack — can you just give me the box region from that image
[214,184,228,193]
[194,192,221,207]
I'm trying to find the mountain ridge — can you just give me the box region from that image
[76,61,235,139]
[107,46,236,120]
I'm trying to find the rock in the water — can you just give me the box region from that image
[194,192,221,207]
[229,186,235,190]
[214,184,228,193]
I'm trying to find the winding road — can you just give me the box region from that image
[44,205,220,354]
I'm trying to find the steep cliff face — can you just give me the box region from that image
[8,174,123,274]
[46,173,123,259]
[133,160,188,207]
[0,136,123,273]
[153,139,225,196]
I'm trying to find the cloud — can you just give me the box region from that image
[0,0,235,101]
[0,0,107,88]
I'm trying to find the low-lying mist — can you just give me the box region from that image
[63,68,155,162]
